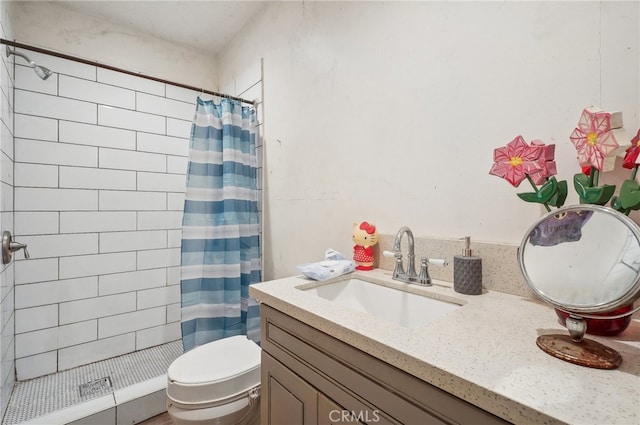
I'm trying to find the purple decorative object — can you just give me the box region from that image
[529,210,594,247]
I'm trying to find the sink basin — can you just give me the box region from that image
[301,278,460,328]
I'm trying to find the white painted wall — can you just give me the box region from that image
[218,1,640,280]
[8,1,218,90]
[4,0,639,320]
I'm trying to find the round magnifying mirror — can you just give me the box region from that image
[518,204,640,369]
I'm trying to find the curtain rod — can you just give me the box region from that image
[0,38,256,106]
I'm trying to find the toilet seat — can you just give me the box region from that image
[166,335,261,409]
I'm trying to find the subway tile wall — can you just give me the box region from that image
[0,2,16,418]
[12,50,263,380]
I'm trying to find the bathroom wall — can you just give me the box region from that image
[0,0,15,418]
[11,53,191,380]
[2,0,213,383]
[4,3,264,382]
[217,1,640,280]
[2,0,636,384]
[9,58,263,381]
[8,1,218,90]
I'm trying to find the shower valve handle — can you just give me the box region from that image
[2,231,30,264]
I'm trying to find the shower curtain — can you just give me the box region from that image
[180,97,261,352]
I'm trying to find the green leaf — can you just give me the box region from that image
[535,177,557,203]
[547,179,568,208]
[573,173,591,199]
[517,192,542,203]
[595,184,616,205]
[585,185,616,205]
[573,173,615,205]
[617,179,640,209]
[611,196,624,212]
[517,177,559,205]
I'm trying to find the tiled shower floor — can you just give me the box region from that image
[3,340,183,424]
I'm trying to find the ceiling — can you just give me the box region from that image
[56,1,270,55]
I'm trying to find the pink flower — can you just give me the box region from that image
[528,140,557,184]
[570,108,619,171]
[489,135,544,187]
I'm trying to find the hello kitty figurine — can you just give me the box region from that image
[352,221,379,271]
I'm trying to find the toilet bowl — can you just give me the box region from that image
[166,335,261,425]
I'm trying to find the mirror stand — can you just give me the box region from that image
[536,316,622,369]
[519,205,640,370]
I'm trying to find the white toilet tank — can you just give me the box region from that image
[166,335,261,425]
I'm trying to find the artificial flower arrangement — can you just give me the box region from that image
[489,107,639,336]
[489,107,640,215]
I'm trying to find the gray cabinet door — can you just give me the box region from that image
[262,351,318,425]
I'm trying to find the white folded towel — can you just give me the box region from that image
[296,249,355,281]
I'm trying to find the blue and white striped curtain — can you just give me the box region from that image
[180,97,261,352]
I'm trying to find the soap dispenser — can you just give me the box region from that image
[453,236,482,295]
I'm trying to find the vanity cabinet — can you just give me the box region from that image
[263,352,368,425]
[260,304,509,425]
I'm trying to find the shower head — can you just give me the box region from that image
[5,46,53,80]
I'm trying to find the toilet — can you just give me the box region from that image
[166,335,261,425]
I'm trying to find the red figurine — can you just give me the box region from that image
[352,221,379,271]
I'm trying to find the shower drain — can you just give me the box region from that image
[78,376,113,397]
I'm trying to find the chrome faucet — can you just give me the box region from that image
[390,226,417,282]
[383,226,448,286]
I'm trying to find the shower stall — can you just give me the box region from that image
[0,41,264,423]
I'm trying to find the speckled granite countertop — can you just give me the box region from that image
[250,269,640,425]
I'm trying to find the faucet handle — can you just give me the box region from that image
[417,257,432,286]
[383,250,405,278]
[417,257,448,286]
[10,242,29,259]
[2,231,29,264]
[382,250,400,258]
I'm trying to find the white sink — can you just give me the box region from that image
[300,278,461,328]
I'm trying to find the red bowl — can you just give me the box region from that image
[555,303,634,336]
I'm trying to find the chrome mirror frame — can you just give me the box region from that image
[518,204,640,369]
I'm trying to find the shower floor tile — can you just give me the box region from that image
[3,340,183,424]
